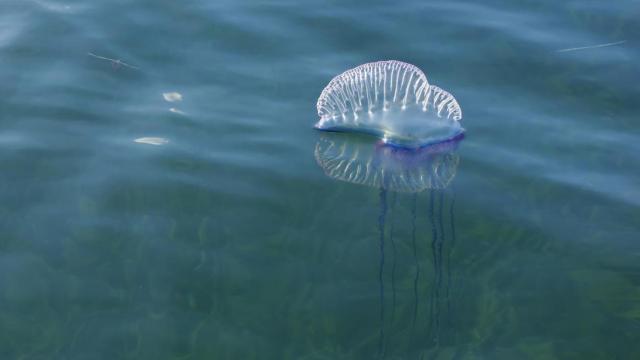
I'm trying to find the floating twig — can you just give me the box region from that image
[87,52,139,69]
[557,40,626,53]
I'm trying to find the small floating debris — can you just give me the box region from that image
[134,137,168,146]
[169,107,186,115]
[87,52,139,70]
[163,92,182,102]
[557,40,626,53]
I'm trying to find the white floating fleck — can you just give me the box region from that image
[134,137,169,146]
[169,107,186,115]
[163,92,182,102]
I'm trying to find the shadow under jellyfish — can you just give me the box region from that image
[314,61,464,358]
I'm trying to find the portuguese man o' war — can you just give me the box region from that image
[314,62,464,353]
[316,60,463,148]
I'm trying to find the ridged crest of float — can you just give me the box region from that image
[314,133,461,193]
[315,60,463,148]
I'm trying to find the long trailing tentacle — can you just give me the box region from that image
[378,188,387,358]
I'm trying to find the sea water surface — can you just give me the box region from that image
[1,0,639,359]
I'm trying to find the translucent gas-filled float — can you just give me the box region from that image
[315,60,463,149]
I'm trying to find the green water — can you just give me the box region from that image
[1,0,639,359]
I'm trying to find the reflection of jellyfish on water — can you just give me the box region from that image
[315,133,462,355]
[314,61,463,357]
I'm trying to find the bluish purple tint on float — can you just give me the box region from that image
[315,61,464,149]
